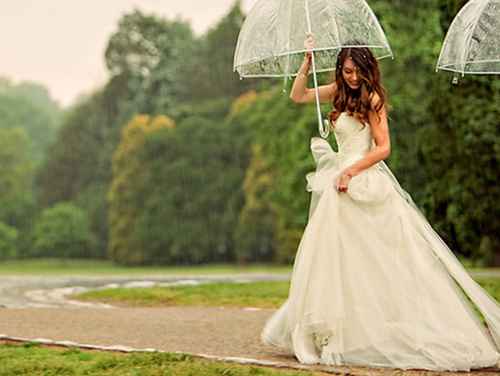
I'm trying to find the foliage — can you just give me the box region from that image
[37,6,258,259]
[108,114,175,265]
[420,73,500,265]
[105,8,196,115]
[32,202,93,258]
[0,128,35,234]
[414,0,500,265]
[0,222,18,259]
[108,112,250,265]
[28,0,500,265]
[234,143,277,264]
[0,77,61,163]
[229,87,322,263]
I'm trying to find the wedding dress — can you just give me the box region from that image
[261,112,500,371]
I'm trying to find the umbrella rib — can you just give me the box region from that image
[325,2,341,47]
[460,0,492,75]
[237,52,395,78]
[363,1,394,57]
[234,45,392,69]
[284,0,293,75]
[233,0,393,83]
[436,7,465,72]
[435,0,479,72]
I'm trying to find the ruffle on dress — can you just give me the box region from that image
[305,137,392,206]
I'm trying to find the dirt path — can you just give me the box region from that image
[1,306,499,376]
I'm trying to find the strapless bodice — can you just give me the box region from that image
[306,112,393,210]
[309,113,373,173]
[332,112,372,158]
[306,112,382,197]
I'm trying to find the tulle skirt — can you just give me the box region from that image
[261,137,500,371]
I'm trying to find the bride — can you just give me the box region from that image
[260,34,500,371]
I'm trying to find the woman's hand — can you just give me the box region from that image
[304,33,314,61]
[335,171,353,193]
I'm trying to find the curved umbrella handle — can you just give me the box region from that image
[304,0,329,139]
[310,51,329,139]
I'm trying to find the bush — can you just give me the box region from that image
[0,222,18,259]
[33,202,93,258]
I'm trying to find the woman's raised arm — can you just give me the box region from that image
[290,34,335,104]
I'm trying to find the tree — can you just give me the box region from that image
[108,114,176,265]
[234,143,277,263]
[32,202,93,258]
[105,8,195,115]
[0,222,18,260]
[37,11,198,258]
[0,128,34,231]
[0,78,61,164]
[108,111,251,265]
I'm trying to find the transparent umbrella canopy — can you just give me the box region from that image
[436,0,500,76]
[233,0,393,138]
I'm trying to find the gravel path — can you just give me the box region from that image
[1,305,499,375]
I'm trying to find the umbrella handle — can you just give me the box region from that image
[304,0,329,139]
[310,51,329,139]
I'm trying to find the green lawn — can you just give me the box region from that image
[71,277,500,319]
[0,258,497,277]
[0,258,291,276]
[72,281,290,309]
[0,342,327,376]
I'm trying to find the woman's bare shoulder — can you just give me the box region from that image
[369,91,380,104]
[331,81,338,93]
[369,91,386,113]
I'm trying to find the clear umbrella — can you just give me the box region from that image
[233,0,393,138]
[436,0,500,78]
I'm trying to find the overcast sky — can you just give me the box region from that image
[0,0,256,107]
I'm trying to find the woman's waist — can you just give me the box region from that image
[330,149,369,169]
[310,137,370,170]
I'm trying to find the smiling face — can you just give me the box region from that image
[329,46,386,127]
[342,57,361,90]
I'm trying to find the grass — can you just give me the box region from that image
[0,258,497,277]
[0,258,292,276]
[0,341,329,376]
[71,281,290,309]
[71,277,500,317]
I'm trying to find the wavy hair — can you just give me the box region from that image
[328,45,387,129]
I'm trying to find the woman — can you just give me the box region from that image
[260,34,500,371]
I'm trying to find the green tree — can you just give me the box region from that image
[37,10,199,258]
[0,222,18,260]
[416,0,500,265]
[187,1,258,100]
[107,114,176,265]
[0,128,35,231]
[105,8,195,115]
[108,111,250,265]
[33,202,93,258]
[234,143,277,264]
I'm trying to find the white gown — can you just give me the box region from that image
[261,112,500,371]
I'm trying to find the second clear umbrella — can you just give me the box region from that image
[437,0,500,76]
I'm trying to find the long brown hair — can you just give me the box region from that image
[328,45,387,129]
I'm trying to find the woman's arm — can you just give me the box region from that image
[290,55,335,104]
[336,95,391,192]
[290,36,335,104]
